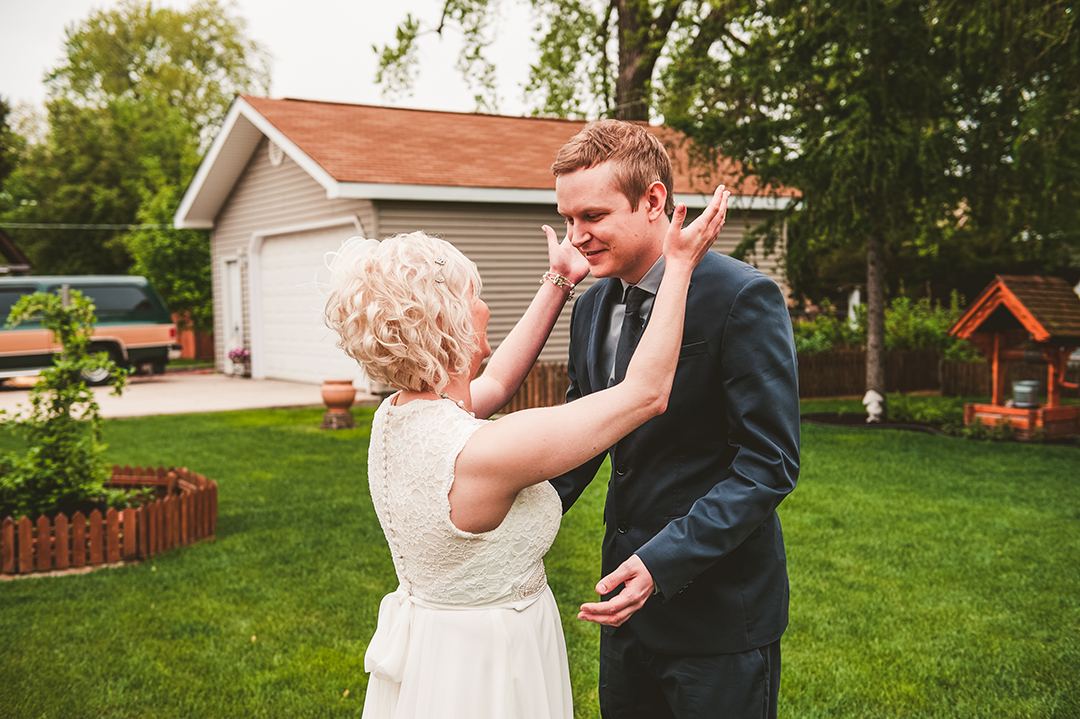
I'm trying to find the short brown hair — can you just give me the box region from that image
[552,120,675,216]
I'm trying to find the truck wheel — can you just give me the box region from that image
[81,348,122,386]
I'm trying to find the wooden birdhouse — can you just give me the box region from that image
[949,275,1080,439]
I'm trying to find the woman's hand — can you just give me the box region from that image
[543,224,590,286]
[663,185,731,269]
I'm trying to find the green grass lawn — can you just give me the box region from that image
[1,402,1078,718]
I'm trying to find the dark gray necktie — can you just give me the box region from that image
[612,285,650,385]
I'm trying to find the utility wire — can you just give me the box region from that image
[0,223,173,230]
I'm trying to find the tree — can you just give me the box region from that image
[377,0,728,120]
[0,97,24,192]
[662,0,1080,417]
[2,96,199,275]
[48,0,270,147]
[120,166,213,333]
[1,0,269,324]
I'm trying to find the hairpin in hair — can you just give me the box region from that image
[435,275,445,283]
[434,257,447,265]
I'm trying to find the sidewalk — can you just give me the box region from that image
[0,371,380,419]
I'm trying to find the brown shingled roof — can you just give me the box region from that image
[950,275,1080,342]
[241,96,795,197]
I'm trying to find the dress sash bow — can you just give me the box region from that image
[364,586,547,682]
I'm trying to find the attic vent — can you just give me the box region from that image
[268,141,284,167]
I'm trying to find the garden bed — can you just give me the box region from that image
[0,465,217,577]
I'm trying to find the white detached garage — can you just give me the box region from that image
[175,96,795,387]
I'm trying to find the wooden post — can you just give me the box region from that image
[147,501,157,557]
[1,518,14,573]
[71,512,86,568]
[54,514,70,570]
[137,506,148,559]
[18,517,33,573]
[122,508,137,560]
[35,515,52,572]
[88,510,103,565]
[106,508,121,563]
[991,333,1005,406]
[1046,349,1061,408]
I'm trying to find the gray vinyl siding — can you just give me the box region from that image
[210,138,375,370]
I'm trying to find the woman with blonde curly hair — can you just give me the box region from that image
[325,187,729,719]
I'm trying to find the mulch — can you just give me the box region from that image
[801,412,1080,447]
[800,412,945,435]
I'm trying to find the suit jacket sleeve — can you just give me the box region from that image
[635,274,801,598]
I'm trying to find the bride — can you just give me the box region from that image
[324,187,729,719]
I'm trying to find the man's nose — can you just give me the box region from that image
[569,225,589,247]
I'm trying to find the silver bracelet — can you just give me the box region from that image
[541,271,576,300]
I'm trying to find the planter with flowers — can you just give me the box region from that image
[227,348,250,377]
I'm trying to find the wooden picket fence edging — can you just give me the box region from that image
[0,466,217,577]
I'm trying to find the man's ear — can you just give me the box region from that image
[644,181,668,221]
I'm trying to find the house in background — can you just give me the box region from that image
[175,96,796,388]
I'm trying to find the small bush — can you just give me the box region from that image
[888,394,966,424]
[942,417,1018,442]
[0,291,139,518]
[793,298,865,354]
[794,291,982,361]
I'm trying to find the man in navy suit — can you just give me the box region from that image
[550,120,800,718]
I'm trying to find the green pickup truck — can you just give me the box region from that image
[0,275,181,385]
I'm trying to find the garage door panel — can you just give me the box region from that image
[259,227,366,385]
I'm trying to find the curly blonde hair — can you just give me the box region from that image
[324,232,483,393]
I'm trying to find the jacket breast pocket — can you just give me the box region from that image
[678,340,707,361]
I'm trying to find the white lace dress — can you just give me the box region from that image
[361,395,572,719]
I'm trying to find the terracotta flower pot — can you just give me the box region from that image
[321,380,356,414]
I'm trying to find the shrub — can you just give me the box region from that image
[793,298,865,354]
[0,291,139,518]
[888,394,966,424]
[794,291,982,361]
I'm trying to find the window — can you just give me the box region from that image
[64,285,156,319]
[0,288,37,326]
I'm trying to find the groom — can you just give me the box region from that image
[549,120,800,718]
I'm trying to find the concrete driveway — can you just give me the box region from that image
[0,370,380,419]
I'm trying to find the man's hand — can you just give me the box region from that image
[543,224,590,286]
[578,554,655,627]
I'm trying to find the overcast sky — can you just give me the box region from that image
[1,0,535,117]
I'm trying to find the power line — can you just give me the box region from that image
[0,223,173,230]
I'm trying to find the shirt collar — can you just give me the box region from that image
[619,255,666,298]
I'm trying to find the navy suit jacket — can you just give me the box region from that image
[551,251,800,656]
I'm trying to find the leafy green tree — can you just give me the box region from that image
[2,96,198,275]
[1,0,269,326]
[120,167,213,333]
[0,291,132,519]
[48,0,270,147]
[663,0,1079,416]
[378,0,725,120]
[0,97,24,192]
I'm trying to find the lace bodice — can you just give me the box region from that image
[368,395,562,606]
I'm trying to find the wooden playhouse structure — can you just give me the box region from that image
[950,275,1080,439]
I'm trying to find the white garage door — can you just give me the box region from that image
[257,225,366,385]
